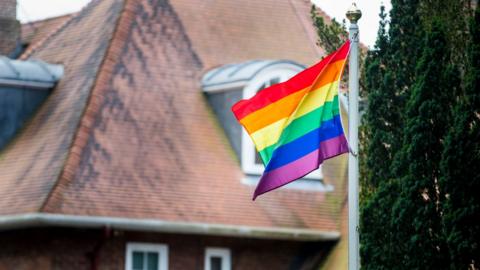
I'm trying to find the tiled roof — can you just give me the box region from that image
[21,14,73,51]
[0,0,125,214]
[170,0,326,69]
[0,0,347,233]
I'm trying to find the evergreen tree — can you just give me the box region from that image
[390,22,459,268]
[360,0,423,193]
[312,1,478,268]
[440,5,480,269]
[419,0,471,64]
[360,5,390,195]
[383,0,423,156]
[360,2,423,268]
[360,1,477,269]
[359,8,404,268]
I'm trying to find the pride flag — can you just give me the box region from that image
[232,41,350,199]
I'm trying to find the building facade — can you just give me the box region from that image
[0,0,348,269]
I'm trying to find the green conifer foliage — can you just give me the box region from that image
[361,0,423,193]
[440,5,480,269]
[361,5,390,194]
[360,2,423,268]
[312,1,478,268]
[390,22,460,268]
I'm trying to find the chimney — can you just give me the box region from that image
[0,0,20,57]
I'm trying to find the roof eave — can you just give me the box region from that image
[202,80,248,93]
[0,213,340,242]
[0,78,55,90]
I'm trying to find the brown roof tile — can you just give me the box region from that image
[169,0,326,70]
[0,0,125,214]
[0,0,347,233]
[21,14,73,50]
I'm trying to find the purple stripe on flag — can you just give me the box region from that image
[253,134,348,200]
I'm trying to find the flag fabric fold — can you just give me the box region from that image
[232,41,351,199]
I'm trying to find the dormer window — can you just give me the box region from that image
[202,60,334,192]
[240,64,323,180]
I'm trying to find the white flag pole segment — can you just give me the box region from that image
[346,3,361,270]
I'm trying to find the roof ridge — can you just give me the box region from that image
[21,13,75,26]
[288,0,325,58]
[40,0,134,213]
[19,9,84,60]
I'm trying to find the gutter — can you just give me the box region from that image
[0,78,56,89]
[0,213,340,242]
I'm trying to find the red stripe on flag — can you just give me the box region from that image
[231,40,350,120]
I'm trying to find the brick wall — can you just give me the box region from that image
[0,0,20,56]
[0,228,334,270]
[0,0,16,18]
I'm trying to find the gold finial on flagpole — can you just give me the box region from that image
[346,3,362,23]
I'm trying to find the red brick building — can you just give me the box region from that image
[0,0,348,269]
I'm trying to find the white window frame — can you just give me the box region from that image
[125,242,168,270]
[204,247,231,270]
[241,64,323,180]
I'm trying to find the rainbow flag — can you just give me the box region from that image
[232,41,350,199]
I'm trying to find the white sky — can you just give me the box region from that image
[17,0,391,47]
[313,0,392,48]
[17,0,91,22]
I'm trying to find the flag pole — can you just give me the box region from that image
[346,3,361,270]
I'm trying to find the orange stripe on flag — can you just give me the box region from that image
[239,60,346,133]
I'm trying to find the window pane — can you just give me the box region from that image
[254,152,263,165]
[257,83,267,92]
[269,77,280,85]
[132,251,144,270]
[147,252,159,270]
[249,76,283,173]
[210,256,223,270]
